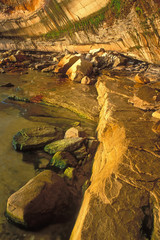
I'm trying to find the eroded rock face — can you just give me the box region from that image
[0,1,160,64]
[70,65,160,239]
[6,170,72,229]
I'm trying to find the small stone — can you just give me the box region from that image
[134,73,150,84]
[81,76,91,85]
[85,53,91,61]
[152,110,160,119]
[0,68,5,73]
[64,167,74,179]
[64,127,79,139]
[53,57,58,62]
[9,55,17,62]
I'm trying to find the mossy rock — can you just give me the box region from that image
[73,144,88,160]
[64,167,74,179]
[13,125,63,151]
[49,151,77,170]
[44,137,84,155]
[6,170,71,229]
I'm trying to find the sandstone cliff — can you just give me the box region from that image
[0,0,160,64]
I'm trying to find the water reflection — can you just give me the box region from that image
[0,71,97,240]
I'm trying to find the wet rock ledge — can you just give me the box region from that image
[70,58,160,239]
[3,47,160,239]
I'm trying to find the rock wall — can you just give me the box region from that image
[70,65,160,239]
[0,0,107,36]
[0,0,160,64]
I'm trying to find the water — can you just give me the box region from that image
[0,71,97,240]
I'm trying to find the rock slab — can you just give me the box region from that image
[12,125,63,151]
[6,170,71,229]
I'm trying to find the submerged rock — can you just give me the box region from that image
[44,137,84,155]
[13,125,63,151]
[6,170,72,229]
[48,151,77,170]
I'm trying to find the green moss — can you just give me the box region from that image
[110,0,122,16]
[49,151,68,170]
[82,180,90,194]
[45,7,106,40]
[128,45,142,51]
[64,167,74,179]
[135,6,143,15]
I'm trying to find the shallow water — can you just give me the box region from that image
[0,71,97,240]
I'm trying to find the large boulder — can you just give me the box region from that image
[12,125,63,151]
[54,54,80,74]
[6,170,72,229]
[66,59,93,82]
[44,137,84,155]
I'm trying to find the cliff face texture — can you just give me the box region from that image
[70,63,160,240]
[0,0,160,64]
[1,1,160,240]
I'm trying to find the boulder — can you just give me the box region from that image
[44,137,84,155]
[13,126,63,151]
[6,170,71,228]
[48,151,77,170]
[66,59,93,82]
[54,54,80,74]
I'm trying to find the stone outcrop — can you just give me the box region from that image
[70,61,160,239]
[6,170,72,228]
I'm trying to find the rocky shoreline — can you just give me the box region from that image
[1,47,160,238]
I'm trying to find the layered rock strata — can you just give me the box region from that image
[0,0,160,64]
[70,68,160,239]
